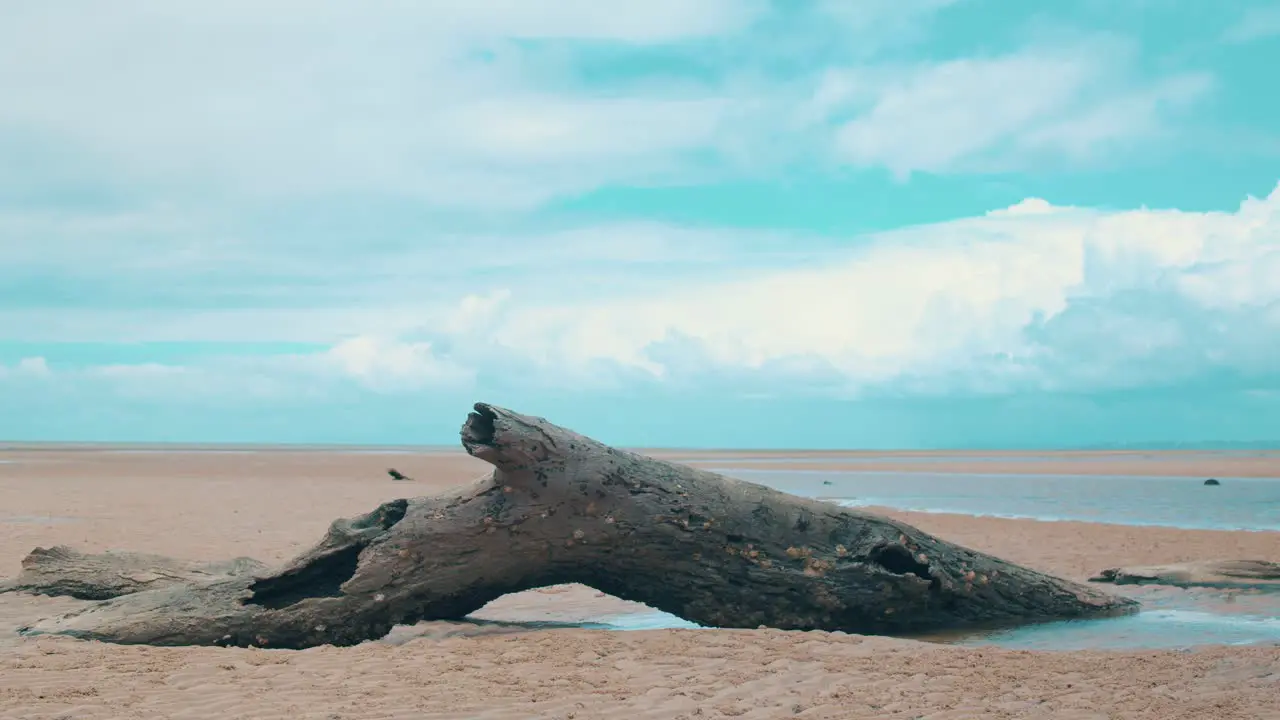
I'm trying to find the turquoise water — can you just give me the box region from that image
[708,468,1280,531]
[676,451,1280,465]
[953,609,1280,650]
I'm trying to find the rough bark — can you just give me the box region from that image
[3,403,1137,648]
[1090,560,1280,590]
[0,546,267,600]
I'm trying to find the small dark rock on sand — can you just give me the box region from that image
[388,468,412,481]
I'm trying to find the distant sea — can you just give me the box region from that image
[708,466,1280,532]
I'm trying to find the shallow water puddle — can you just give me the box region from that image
[566,607,1280,650]
[386,585,1279,648]
[948,607,1280,650]
[952,587,1280,650]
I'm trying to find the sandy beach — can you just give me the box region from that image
[2,449,1278,719]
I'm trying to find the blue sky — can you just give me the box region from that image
[2,0,1279,448]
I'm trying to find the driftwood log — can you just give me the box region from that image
[1,403,1137,648]
[1090,560,1280,590]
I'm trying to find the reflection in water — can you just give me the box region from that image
[591,612,703,631]
[532,599,1280,651]
[449,585,1280,651]
[950,608,1280,651]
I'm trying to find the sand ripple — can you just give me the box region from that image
[1,631,1278,719]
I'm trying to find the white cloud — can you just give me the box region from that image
[0,3,1219,209]
[809,0,962,56]
[463,184,1280,394]
[0,211,732,283]
[319,336,473,392]
[817,39,1212,177]
[0,214,804,343]
[0,1,763,208]
[0,3,1262,403]
[6,186,1278,398]
[990,198,1056,217]
[20,337,471,404]
[416,0,762,41]
[817,0,961,30]
[1223,5,1280,43]
[0,357,52,380]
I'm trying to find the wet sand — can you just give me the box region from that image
[1,449,1279,719]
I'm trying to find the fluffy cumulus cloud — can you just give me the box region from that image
[458,185,1280,395]
[7,186,1277,401]
[321,336,473,392]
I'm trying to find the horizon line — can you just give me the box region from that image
[2,441,1278,454]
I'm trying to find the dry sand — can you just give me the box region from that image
[1,449,1279,719]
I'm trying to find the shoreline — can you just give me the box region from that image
[856,504,1280,535]
[3,443,1276,453]
[687,456,1280,478]
[6,445,1280,478]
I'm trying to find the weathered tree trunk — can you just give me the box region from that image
[1091,560,1280,590]
[3,403,1137,648]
